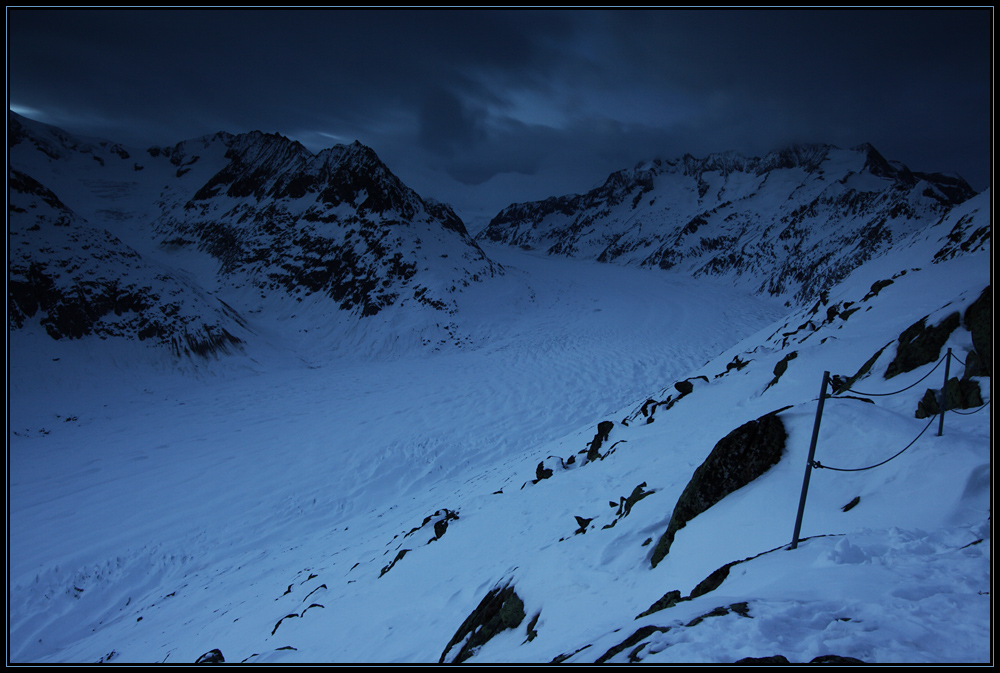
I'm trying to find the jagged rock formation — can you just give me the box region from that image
[479,143,977,304]
[735,654,866,664]
[916,378,984,418]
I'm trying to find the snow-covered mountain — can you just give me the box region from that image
[8,111,501,362]
[478,144,978,304]
[9,166,248,357]
[8,115,991,664]
[148,130,498,318]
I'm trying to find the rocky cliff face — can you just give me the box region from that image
[478,144,976,304]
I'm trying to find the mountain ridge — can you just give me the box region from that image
[478,142,978,304]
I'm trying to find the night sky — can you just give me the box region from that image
[7,8,993,227]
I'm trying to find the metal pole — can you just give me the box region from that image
[937,349,952,437]
[791,370,829,550]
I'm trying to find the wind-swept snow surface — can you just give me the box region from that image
[8,236,991,661]
[9,244,785,662]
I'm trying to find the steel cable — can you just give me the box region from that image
[839,355,945,397]
[810,413,938,472]
[949,400,992,416]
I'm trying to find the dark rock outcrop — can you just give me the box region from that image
[915,378,984,418]
[626,377,709,425]
[635,590,682,619]
[765,351,798,390]
[735,653,866,664]
[378,549,409,578]
[685,602,751,627]
[535,461,554,482]
[595,625,671,664]
[715,355,752,379]
[735,655,791,664]
[602,483,655,531]
[440,582,526,664]
[604,602,752,661]
[964,286,992,376]
[195,649,225,663]
[810,654,867,664]
[884,313,960,379]
[586,421,615,462]
[618,482,653,518]
[650,412,787,567]
[402,509,460,544]
[832,342,892,394]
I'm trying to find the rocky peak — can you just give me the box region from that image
[189,130,310,201]
[312,141,420,217]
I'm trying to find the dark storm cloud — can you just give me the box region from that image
[7,8,992,216]
[417,86,486,157]
[589,10,993,179]
[8,9,567,134]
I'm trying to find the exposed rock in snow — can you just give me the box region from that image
[963,285,992,376]
[194,648,225,663]
[440,581,526,664]
[884,312,961,379]
[650,411,788,567]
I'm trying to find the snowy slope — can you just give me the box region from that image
[478,144,977,304]
[7,175,991,666]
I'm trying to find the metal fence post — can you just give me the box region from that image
[937,349,952,437]
[791,370,829,550]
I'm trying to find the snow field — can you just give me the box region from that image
[9,245,787,662]
[8,240,991,663]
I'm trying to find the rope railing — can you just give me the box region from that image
[836,356,944,397]
[790,346,987,550]
[949,400,992,416]
[809,413,938,472]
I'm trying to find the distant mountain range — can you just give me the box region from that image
[478,143,980,304]
[8,111,988,359]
